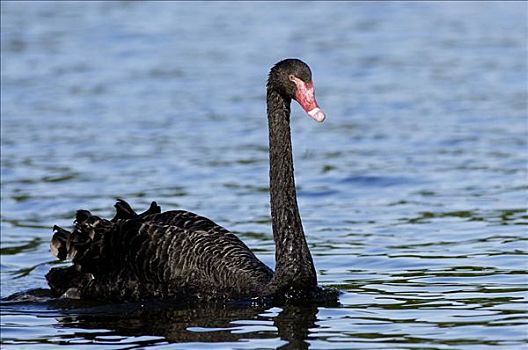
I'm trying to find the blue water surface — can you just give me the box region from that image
[1,2,527,349]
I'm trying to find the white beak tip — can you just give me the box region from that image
[308,108,326,123]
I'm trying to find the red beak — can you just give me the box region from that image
[291,77,326,123]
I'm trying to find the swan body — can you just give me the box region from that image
[48,202,273,301]
[46,59,335,302]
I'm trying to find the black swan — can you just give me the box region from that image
[46,59,336,303]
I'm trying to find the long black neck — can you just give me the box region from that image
[266,87,317,292]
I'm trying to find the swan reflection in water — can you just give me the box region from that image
[3,293,337,349]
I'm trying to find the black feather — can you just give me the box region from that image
[50,225,71,260]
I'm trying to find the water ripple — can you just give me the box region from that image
[2,1,527,349]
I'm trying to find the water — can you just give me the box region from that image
[1,2,527,349]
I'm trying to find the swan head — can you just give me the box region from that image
[268,59,326,123]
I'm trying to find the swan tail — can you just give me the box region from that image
[47,200,161,298]
[46,209,115,297]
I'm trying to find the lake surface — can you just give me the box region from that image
[1,2,527,349]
